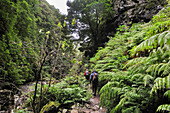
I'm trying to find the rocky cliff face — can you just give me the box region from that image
[106,0,167,34]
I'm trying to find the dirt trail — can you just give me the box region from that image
[71,84,106,113]
[78,94,106,113]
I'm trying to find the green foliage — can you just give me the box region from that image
[0,0,38,84]
[0,0,75,85]
[164,90,170,98]
[147,6,170,37]
[156,104,170,112]
[90,3,170,113]
[151,75,170,95]
[131,31,170,57]
[13,108,30,113]
[67,0,113,57]
[26,76,91,111]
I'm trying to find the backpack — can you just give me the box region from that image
[93,73,98,79]
[85,71,89,76]
[92,73,98,84]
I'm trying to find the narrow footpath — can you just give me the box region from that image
[71,84,106,113]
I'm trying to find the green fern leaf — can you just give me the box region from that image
[122,106,135,113]
[156,104,170,112]
[158,61,170,76]
[110,97,127,113]
[164,32,170,45]
[143,75,154,86]
[158,31,168,47]
[163,90,170,98]
[151,75,170,95]
[131,31,170,57]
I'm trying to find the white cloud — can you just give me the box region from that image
[46,0,73,15]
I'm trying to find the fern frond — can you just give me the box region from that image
[151,75,170,95]
[158,31,169,47]
[163,45,170,52]
[145,60,170,77]
[132,34,159,56]
[110,97,127,113]
[124,57,149,69]
[143,75,154,86]
[158,61,170,76]
[161,48,170,59]
[154,77,162,82]
[163,90,170,98]
[122,106,136,113]
[131,31,170,57]
[156,104,170,112]
[146,64,158,76]
[131,73,145,82]
[164,32,170,45]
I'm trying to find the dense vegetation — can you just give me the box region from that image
[0,0,169,113]
[0,0,75,85]
[66,0,167,57]
[90,3,170,113]
[0,0,84,112]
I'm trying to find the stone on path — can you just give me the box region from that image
[71,109,78,113]
[77,94,106,113]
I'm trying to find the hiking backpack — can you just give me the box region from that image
[86,71,89,76]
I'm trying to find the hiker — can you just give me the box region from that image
[90,70,98,96]
[84,69,90,80]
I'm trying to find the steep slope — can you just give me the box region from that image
[90,3,170,113]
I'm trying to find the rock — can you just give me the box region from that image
[106,0,168,34]
[91,105,99,111]
[85,103,91,108]
[71,109,78,113]
[91,111,100,113]
[71,105,76,109]
[63,109,68,113]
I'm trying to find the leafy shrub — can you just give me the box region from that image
[26,76,91,112]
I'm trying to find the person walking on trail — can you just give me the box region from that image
[84,69,90,80]
[90,70,98,96]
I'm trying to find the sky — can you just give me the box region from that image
[46,0,72,15]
